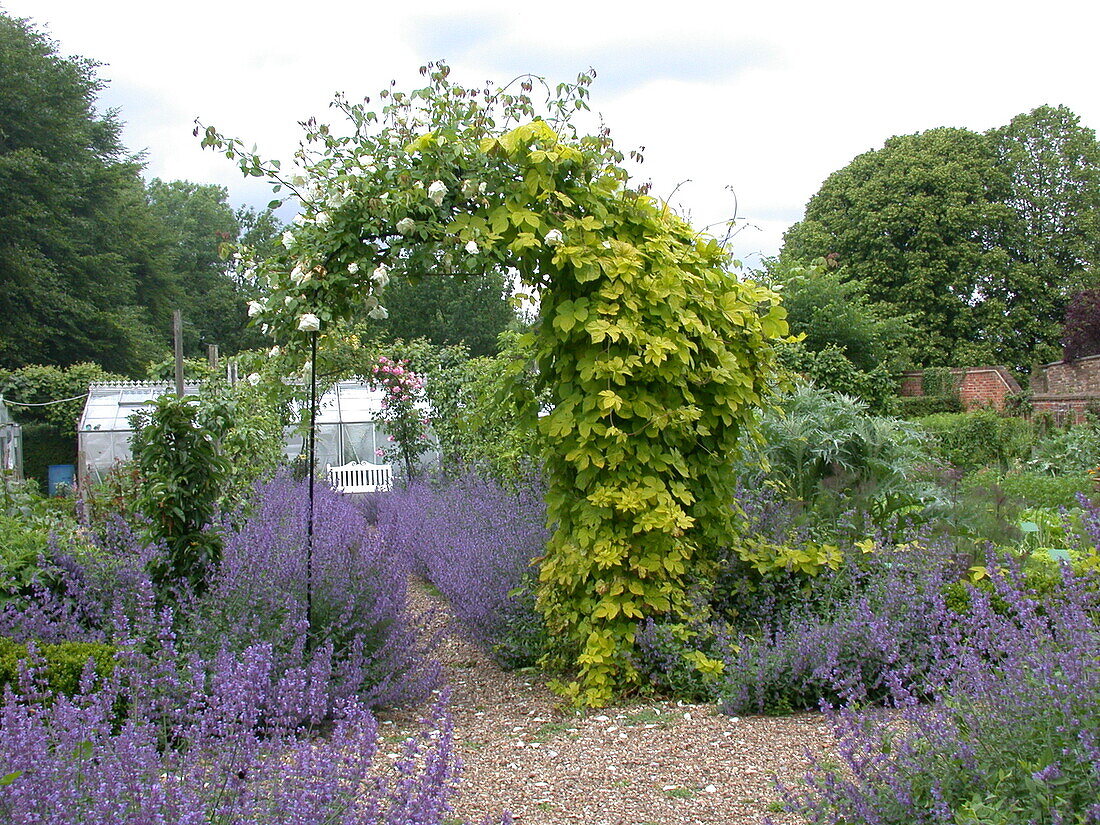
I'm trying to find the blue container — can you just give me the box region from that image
[48,463,75,496]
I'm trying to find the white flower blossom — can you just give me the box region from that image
[281,231,295,249]
[396,217,415,235]
[297,313,321,332]
[316,211,331,226]
[372,265,390,288]
[247,300,264,317]
[284,296,294,306]
[290,175,307,188]
[427,180,447,206]
[261,323,270,334]
[348,262,359,275]
[380,192,389,202]
[478,182,487,194]
[291,265,311,285]
[368,305,389,320]
[269,346,281,357]
[247,373,261,386]
[461,179,478,198]
[465,240,479,255]
[544,229,564,247]
[293,213,309,226]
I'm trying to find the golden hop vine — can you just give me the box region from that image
[201,62,789,704]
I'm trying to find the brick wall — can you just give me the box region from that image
[1031,354,1100,423]
[898,367,1021,411]
[1038,354,1100,396]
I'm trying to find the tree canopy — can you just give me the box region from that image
[782,108,1100,374]
[0,13,170,373]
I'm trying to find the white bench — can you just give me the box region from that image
[325,461,393,493]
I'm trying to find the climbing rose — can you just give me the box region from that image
[368,306,389,321]
[465,240,478,254]
[281,230,295,248]
[544,229,564,247]
[247,301,264,317]
[297,313,321,332]
[396,218,415,235]
[428,180,447,206]
[348,262,360,275]
[372,265,390,288]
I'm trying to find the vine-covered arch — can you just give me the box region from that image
[203,64,788,704]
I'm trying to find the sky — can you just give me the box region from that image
[8,0,1100,267]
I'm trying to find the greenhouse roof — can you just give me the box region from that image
[78,379,396,433]
[79,382,201,433]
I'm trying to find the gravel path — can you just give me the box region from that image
[378,581,836,824]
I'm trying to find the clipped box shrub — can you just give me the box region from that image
[892,394,963,418]
[0,636,115,697]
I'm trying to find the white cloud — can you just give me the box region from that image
[12,0,1100,261]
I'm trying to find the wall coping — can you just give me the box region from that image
[900,366,1021,394]
[1041,353,1100,369]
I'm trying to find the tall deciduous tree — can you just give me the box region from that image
[0,13,172,373]
[146,179,273,356]
[986,105,1100,364]
[373,269,515,356]
[783,128,1019,368]
[783,108,1100,375]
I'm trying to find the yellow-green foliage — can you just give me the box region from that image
[733,535,844,578]
[471,127,787,704]
[201,65,787,704]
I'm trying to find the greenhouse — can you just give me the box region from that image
[0,396,23,479]
[76,380,428,485]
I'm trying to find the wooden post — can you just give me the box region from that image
[173,310,184,398]
[207,344,219,372]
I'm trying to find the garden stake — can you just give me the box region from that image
[306,329,317,653]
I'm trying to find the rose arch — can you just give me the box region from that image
[203,64,789,705]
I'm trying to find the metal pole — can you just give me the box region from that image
[306,330,317,652]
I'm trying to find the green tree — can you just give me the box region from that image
[0,13,172,373]
[374,270,515,356]
[986,105,1100,364]
[146,179,272,356]
[784,128,1019,368]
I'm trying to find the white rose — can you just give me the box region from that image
[316,211,331,226]
[461,179,477,198]
[269,346,281,357]
[396,217,415,235]
[465,240,479,254]
[281,231,295,249]
[297,313,321,332]
[372,265,390,288]
[368,305,389,321]
[544,229,564,247]
[348,262,359,275]
[427,180,447,206]
[247,300,264,317]
[284,296,294,306]
[478,182,487,194]
[291,265,311,285]
[247,373,261,386]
